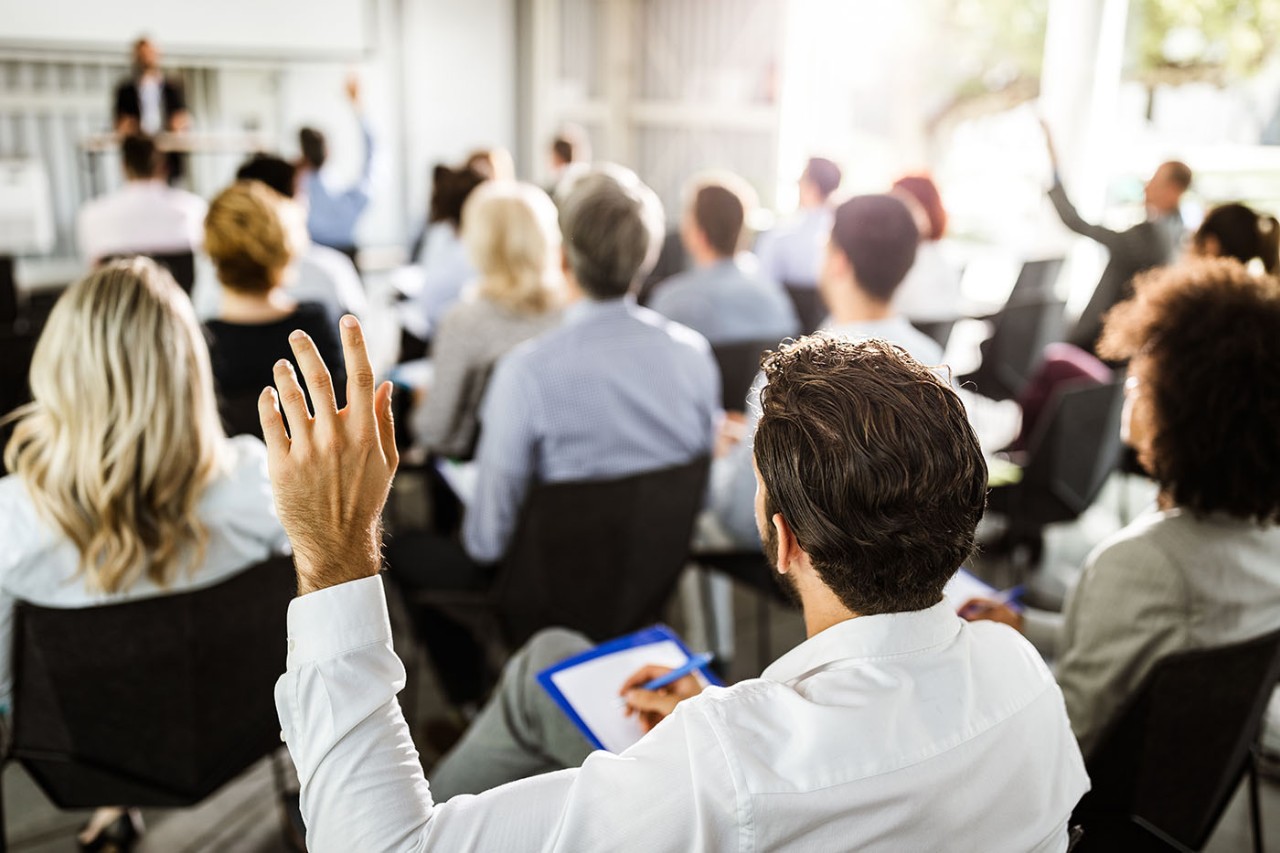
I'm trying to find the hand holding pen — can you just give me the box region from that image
[959,585,1026,632]
[618,653,714,734]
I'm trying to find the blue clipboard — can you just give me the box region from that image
[536,624,722,752]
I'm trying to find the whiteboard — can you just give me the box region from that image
[0,0,370,59]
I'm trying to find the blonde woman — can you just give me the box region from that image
[204,180,346,433]
[412,181,564,457]
[0,259,287,848]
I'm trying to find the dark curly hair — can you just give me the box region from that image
[752,336,988,615]
[1098,259,1280,522]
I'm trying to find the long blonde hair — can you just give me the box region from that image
[3,259,227,594]
[462,181,562,315]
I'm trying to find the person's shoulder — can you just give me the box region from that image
[1082,512,1181,586]
[200,436,272,509]
[631,303,713,353]
[163,186,206,212]
[305,243,357,276]
[291,300,337,327]
[648,270,699,307]
[0,475,48,574]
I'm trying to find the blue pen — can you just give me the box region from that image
[616,652,716,708]
[639,652,716,692]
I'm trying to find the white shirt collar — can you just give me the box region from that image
[762,599,959,685]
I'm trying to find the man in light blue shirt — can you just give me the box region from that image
[648,173,798,345]
[393,165,719,705]
[299,76,374,259]
[754,157,842,289]
[465,166,719,561]
[710,194,943,548]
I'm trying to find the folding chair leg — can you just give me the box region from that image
[1250,746,1264,853]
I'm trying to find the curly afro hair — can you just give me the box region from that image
[1098,258,1280,523]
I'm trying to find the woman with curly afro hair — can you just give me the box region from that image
[964,258,1280,756]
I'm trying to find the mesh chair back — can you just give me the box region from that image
[1077,626,1280,849]
[493,457,710,647]
[10,556,295,807]
[1021,378,1125,522]
[711,339,772,410]
[783,284,826,335]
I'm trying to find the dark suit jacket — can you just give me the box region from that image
[1049,182,1181,354]
[113,76,187,129]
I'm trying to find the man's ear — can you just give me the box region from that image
[772,511,803,575]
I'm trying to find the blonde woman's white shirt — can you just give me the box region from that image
[0,434,289,712]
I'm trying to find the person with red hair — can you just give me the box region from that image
[890,173,962,324]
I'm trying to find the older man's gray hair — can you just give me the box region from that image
[557,164,665,300]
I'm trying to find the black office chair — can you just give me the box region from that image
[987,378,1125,567]
[783,283,826,335]
[693,549,787,674]
[711,339,774,410]
[3,556,297,847]
[0,255,17,326]
[405,457,711,652]
[958,297,1067,401]
[102,251,196,295]
[1074,627,1280,853]
[1007,257,1065,305]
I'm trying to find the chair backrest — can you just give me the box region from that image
[783,283,826,336]
[0,325,37,474]
[493,457,710,647]
[102,251,196,295]
[10,556,296,808]
[218,388,267,439]
[1077,626,1280,849]
[1021,378,1125,523]
[711,339,772,410]
[965,297,1067,401]
[0,254,17,325]
[1008,257,1065,305]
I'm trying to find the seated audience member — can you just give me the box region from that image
[648,173,799,344]
[709,194,944,548]
[465,147,516,182]
[395,166,718,705]
[1189,202,1279,272]
[263,326,1088,850]
[890,173,962,323]
[203,181,346,433]
[965,259,1280,756]
[411,181,563,458]
[298,75,373,263]
[0,259,287,848]
[234,154,368,318]
[76,134,205,264]
[545,124,590,195]
[1042,122,1190,354]
[402,164,488,344]
[754,156,841,289]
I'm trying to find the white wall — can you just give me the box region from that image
[399,0,518,239]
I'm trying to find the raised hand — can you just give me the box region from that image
[259,315,398,595]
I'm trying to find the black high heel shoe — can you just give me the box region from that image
[78,809,144,852]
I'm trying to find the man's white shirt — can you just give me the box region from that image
[276,577,1088,852]
[77,180,206,263]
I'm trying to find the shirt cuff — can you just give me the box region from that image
[286,575,391,667]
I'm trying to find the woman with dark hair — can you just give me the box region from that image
[401,164,489,348]
[889,173,962,324]
[965,259,1280,756]
[1191,202,1279,273]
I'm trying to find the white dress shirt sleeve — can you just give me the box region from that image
[276,576,741,852]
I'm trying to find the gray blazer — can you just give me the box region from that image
[1046,508,1280,757]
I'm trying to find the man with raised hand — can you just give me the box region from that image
[264,318,1087,852]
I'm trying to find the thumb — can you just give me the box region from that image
[375,381,398,467]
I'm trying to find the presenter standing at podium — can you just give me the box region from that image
[113,37,191,181]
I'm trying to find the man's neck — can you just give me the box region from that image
[826,280,894,325]
[798,580,859,638]
[693,249,730,269]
